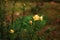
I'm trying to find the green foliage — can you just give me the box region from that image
[8,14,46,40]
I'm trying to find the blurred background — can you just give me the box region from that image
[0,0,60,40]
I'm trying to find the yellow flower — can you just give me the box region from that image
[40,16,43,21]
[10,29,14,33]
[24,29,27,32]
[29,20,32,25]
[33,14,40,21]
[15,12,20,16]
